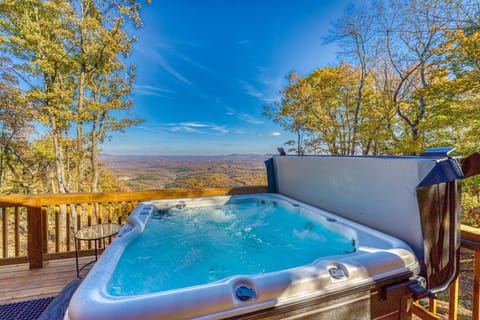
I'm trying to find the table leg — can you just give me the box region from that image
[94,239,98,261]
[75,238,80,278]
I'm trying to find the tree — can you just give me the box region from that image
[0,57,41,193]
[306,64,358,155]
[328,4,376,155]
[265,63,395,156]
[0,0,77,193]
[263,71,310,155]
[0,0,145,193]
[307,63,395,155]
[69,0,144,192]
[438,1,480,155]
[321,0,477,156]
[372,0,456,154]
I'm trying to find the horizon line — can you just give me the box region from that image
[100,153,275,157]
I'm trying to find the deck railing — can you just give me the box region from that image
[0,186,478,319]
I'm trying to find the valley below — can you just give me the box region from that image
[101,154,270,191]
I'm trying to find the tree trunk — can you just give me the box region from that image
[0,145,3,189]
[49,115,69,194]
[76,71,85,192]
[296,129,303,155]
[90,115,99,192]
[352,70,366,155]
[76,0,89,193]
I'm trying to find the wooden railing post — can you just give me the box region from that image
[448,277,458,320]
[14,207,19,257]
[473,251,480,320]
[428,297,437,315]
[41,206,48,255]
[461,224,480,320]
[1,207,7,258]
[27,205,44,269]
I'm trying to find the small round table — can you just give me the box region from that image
[75,223,121,278]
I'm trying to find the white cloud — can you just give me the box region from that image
[257,71,285,103]
[232,128,247,134]
[240,81,264,99]
[133,85,174,97]
[180,122,209,128]
[211,125,229,134]
[170,125,202,134]
[171,122,229,134]
[257,72,284,89]
[257,132,282,137]
[137,122,229,135]
[238,113,264,125]
[261,95,280,103]
[177,53,209,72]
[226,107,235,116]
[239,79,280,103]
[134,125,164,133]
[136,45,192,86]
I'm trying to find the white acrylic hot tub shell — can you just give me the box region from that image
[65,194,419,320]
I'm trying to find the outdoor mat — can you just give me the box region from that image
[37,279,81,320]
[0,297,54,320]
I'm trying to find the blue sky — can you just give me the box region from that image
[103,0,363,155]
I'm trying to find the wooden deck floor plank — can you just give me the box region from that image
[0,270,75,289]
[0,257,89,280]
[0,266,70,280]
[0,273,76,293]
[0,263,29,274]
[44,256,91,268]
[0,257,91,304]
[1,284,67,303]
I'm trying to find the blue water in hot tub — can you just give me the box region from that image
[107,200,355,296]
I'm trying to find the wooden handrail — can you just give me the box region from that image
[461,224,480,248]
[0,186,268,207]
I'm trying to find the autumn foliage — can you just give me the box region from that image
[0,0,145,194]
[265,0,480,158]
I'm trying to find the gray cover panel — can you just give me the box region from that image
[273,156,436,259]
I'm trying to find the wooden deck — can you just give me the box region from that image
[0,257,90,305]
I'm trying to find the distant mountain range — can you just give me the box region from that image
[100,153,272,164]
[100,154,270,190]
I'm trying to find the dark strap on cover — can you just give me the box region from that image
[461,152,480,179]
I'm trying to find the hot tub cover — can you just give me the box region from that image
[265,148,479,292]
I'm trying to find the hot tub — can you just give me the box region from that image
[67,149,475,319]
[66,193,419,320]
